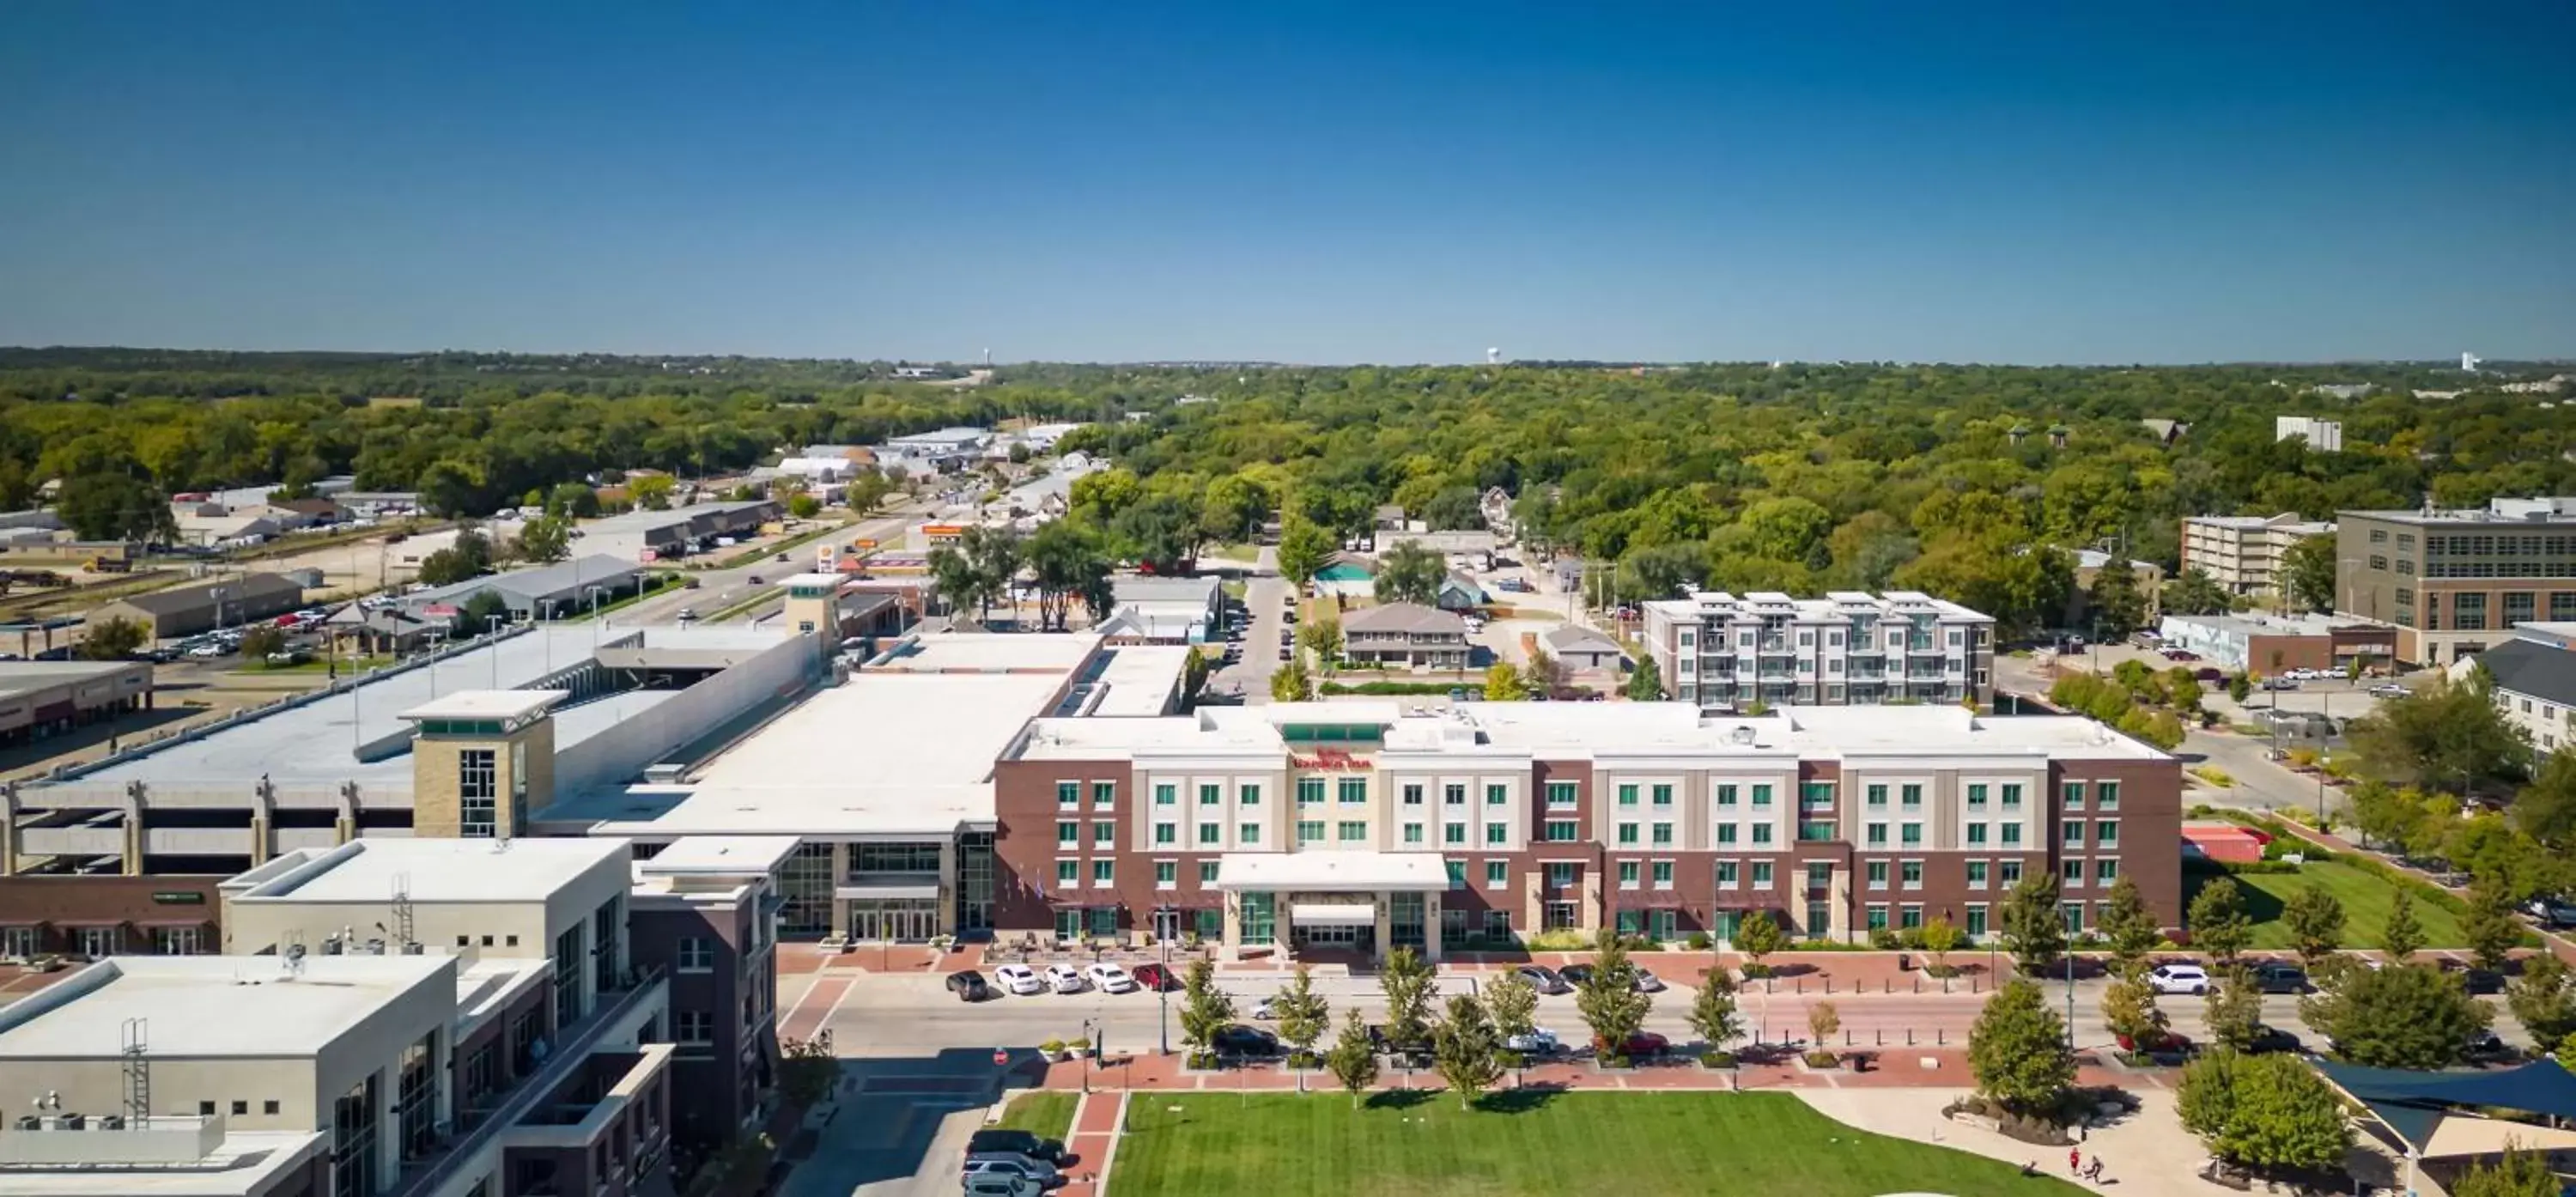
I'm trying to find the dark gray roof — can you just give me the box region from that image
[405,554,641,606]
[2475,638,2576,708]
[1544,623,1624,654]
[1344,602,1466,636]
[118,572,303,616]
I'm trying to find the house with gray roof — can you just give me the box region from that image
[1543,623,1626,671]
[1343,602,1469,670]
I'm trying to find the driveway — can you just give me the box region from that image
[1215,570,1288,702]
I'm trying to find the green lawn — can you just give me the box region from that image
[1206,543,1260,563]
[993,1091,1076,1142]
[2188,860,2467,950]
[1109,1091,2083,1197]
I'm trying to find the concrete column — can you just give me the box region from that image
[1221,891,1242,960]
[829,843,852,939]
[1372,894,1391,962]
[1522,872,1540,937]
[937,838,959,937]
[1,784,20,876]
[1580,868,1601,933]
[335,782,359,846]
[120,782,146,876]
[373,1064,399,1193]
[1424,890,1443,963]
[248,778,276,866]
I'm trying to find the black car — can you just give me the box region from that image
[1213,1024,1281,1057]
[2462,1030,2515,1063]
[2438,959,2506,995]
[945,970,993,1002]
[2244,1025,2304,1055]
[1366,1024,1434,1065]
[967,1128,1069,1165]
[1558,963,1595,986]
[1514,964,1571,995]
[2250,962,2308,994]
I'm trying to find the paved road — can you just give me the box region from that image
[1214,559,1286,701]
[618,506,926,628]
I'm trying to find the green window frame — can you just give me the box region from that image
[1651,822,1674,845]
[1865,823,1887,846]
[1239,823,1261,844]
[1716,785,1738,806]
[1444,784,1467,805]
[1055,859,1078,884]
[2002,784,2024,808]
[1093,820,1115,845]
[1798,781,1831,807]
[1091,860,1114,884]
[1651,860,1674,887]
[1545,781,1577,807]
[1618,823,1639,845]
[1297,820,1324,843]
[1338,821,1367,842]
[1966,823,1989,845]
[1716,823,1738,844]
[1402,784,1424,805]
[1056,821,1078,845]
[2002,823,2022,846]
[1752,784,1774,807]
[1485,823,1506,845]
[1752,823,1774,844]
[1199,784,1220,805]
[1900,823,1922,846]
[2097,781,2120,811]
[1297,779,1326,805]
[1153,823,1176,844]
[1966,860,1989,888]
[1057,781,1080,806]
[1198,823,1220,845]
[1093,781,1116,806]
[1155,784,1176,805]
[1155,861,1176,885]
[1900,783,1922,809]
[2062,821,2084,847]
[1797,820,1834,842]
[1618,860,1640,886]
[2096,821,2118,847]
[1446,860,1467,890]
[1546,820,1578,842]
[1485,860,1508,886]
[1965,783,1988,808]
[1486,784,1508,805]
[1716,860,1739,885]
[1866,784,1888,807]
[1618,784,1639,806]
[1652,784,1674,807]
[2062,781,2085,810]
[1339,778,1368,804]
[1866,860,1888,888]
[1237,784,1260,805]
[1751,861,1773,885]
[1445,823,1467,844]
[1200,861,1220,884]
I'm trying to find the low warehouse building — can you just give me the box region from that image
[88,573,306,640]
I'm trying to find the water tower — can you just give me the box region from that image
[1485,347,1501,365]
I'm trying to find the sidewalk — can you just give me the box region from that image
[1030,1044,2170,1096]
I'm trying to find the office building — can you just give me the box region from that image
[2275,416,2343,453]
[1638,591,1995,711]
[2154,612,2396,673]
[2335,497,2576,665]
[2181,513,2336,598]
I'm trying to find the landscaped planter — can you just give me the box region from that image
[1794,1052,1846,1074]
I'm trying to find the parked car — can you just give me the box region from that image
[2463,1030,2515,1063]
[1131,963,1182,992]
[2260,677,2299,691]
[1597,1030,1668,1058]
[1514,964,1571,995]
[1212,1024,1281,1057]
[1557,963,1595,987]
[962,1156,1064,1189]
[992,964,1047,996]
[1082,963,1136,993]
[677,607,700,620]
[1632,968,1667,993]
[2368,683,2408,697]
[963,1174,1048,1197]
[1366,1023,1434,1063]
[2250,962,2309,993]
[1505,1028,1563,1055]
[2438,958,2506,995]
[2148,963,2212,995]
[946,970,993,1002]
[2525,897,2576,929]
[966,1128,1069,1166]
[1043,964,1086,994]
[2243,1025,2305,1055]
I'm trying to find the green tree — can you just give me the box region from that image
[786,493,822,520]
[1920,914,1964,975]
[2280,885,2347,970]
[1200,472,1272,545]
[1433,993,1504,1109]
[77,617,149,660]
[2162,568,2233,616]
[1026,520,1113,632]
[2188,877,2251,966]
[2506,954,2576,1047]
[544,481,600,519]
[1686,966,1742,1058]
[1271,965,1331,1085]
[2451,1147,2564,1197]
[2102,975,2160,1045]
[2344,669,2533,799]
[2001,872,2068,977]
[2301,962,2491,1068]
[1968,980,2075,1114]
[2086,562,2148,640]
[1482,661,1528,701]
[2512,749,2576,852]
[1484,970,1539,1073]
[1177,957,1234,1064]
[626,472,675,511]
[58,471,178,543]
[1276,517,1335,588]
[2277,534,2338,614]
[236,624,287,660]
[1574,927,1654,1057]
[513,516,571,564]
[2099,872,2162,979]
[1733,909,1783,976]
[1376,540,1446,607]
[2205,965,2265,1052]
[1271,654,1315,702]
[1378,946,1437,1058]
[1297,615,1343,673]
[2227,671,2253,704]
[1624,653,1663,701]
[2379,886,2424,963]
[2463,883,2523,973]
[2177,1049,2353,1170]
[456,590,512,635]
[1324,1009,1379,1109]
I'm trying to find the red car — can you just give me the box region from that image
[1595,1031,1668,1058]
[1131,963,1182,992]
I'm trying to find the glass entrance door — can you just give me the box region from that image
[1152,909,1182,941]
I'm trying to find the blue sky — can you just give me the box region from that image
[2,2,2570,364]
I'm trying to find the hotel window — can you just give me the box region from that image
[1485,910,1511,938]
[1546,820,1579,842]
[1339,821,1367,842]
[1200,861,1220,884]
[1199,823,1221,845]
[1155,861,1176,889]
[1966,860,1989,890]
[1297,779,1325,805]
[1866,823,1888,846]
[1447,860,1467,890]
[1866,861,1889,890]
[2062,781,2085,811]
[2062,821,2084,847]
[1716,823,1739,844]
[1157,784,1177,805]
[1154,823,1176,844]
[1652,822,1674,845]
[1900,904,1923,930]
[1866,784,1888,807]
[2062,859,2083,885]
[1617,823,1640,845]
[1445,823,1467,844]
[1486,861,1509,888]
[2001,784,2023,809]
[1485,823,1506,845]
[2097,859,2120,884]
[1237,784,1260,805]
[1966,783,1988,809]
[1200,784,1220,805]
[1486,784,1508,805]
[1095,781,1117,807]
[1751,861,1773,886]
[1965,904,1989,937]
[677,938,714,971]
[2002,823,2023,846]
[1546,781,1578,807]
[1297,821,1325,844]
[1866,905,1889,932]
[1900,860,1923,890]
[1716,784,1738,806]
[1966,823,1989,845]
[1797,820,1834,842]
[1057,781,1080,806]
[1619,861,1640,890]
[1340,779,1369,804]
[1618,784,1639,806]
[1092,860,1114,884]
[2000,860,2023,884]
[1443,784,1466,806]
[1056,860,1078,884]
[1057,821,1078,845]
[1094,820,1115,845]
[1900,823,1922,847]
[2096,781,2118,811]
[1652,860,1674,889]
[1716,861,1740,888]
[1653,784,1674,806]
[1239,823,1261,844]
[1752,823,1774,845]
[1752,784,1773,807]
[2096,821,2119,847]
[1403,823,1425,844]
[1900,783,1922,809]
[1403,784,1425,805]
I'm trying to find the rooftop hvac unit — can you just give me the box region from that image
[14,1115,38,1131]
[94,1115,124,1131]
[56,1115,83,1131]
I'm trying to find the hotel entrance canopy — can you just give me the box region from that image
[1212,851,1448,893]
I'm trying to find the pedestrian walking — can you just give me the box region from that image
[2069,1147,2081,1174]
[2085,1156,2105,1184]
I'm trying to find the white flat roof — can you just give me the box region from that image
[639,835,799,875]
[401,688,566,721]
[234,837,628,904]
[0,956,451,1060]
[878,630,1101,673]
[1088,645,1190,716]
[1215,851,1448,892]
[0,1130,331,1197]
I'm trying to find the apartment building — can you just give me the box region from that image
[991,702,2179,956]
[1637,591,1995,712]
[2180,513,2336,598]
[2274,416,2343,453]
[2335,498,2576,665]
[1341,603,1470,670]
[2460,622,2576,755]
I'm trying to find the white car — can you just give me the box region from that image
[1633,969,1667,993]
[1505,1028,1561,1055]
[1084,963,1138,993]
[2148,963,2211,995]
[991,964,1046,996]
[1044,964,1086,994]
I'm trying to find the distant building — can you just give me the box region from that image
[2154,611,2395,673]
[1638,591,1995,711]
[2067,550,2165,629]
[1100,575,1224,645]
[2275,416,2343,452]
[2336,497,2576,665]
[89,572,306,640]
[1434,573,1487,613]
[1342,603,1470,670]
[1542,623,1625,671]
[397,553,649,622]
[2457,622,2576,755]
[2181,513,2335,598]
[2139,418,2189,445]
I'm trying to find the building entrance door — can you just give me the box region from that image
[1152,909,1182,942]
[1292,923,1363,951]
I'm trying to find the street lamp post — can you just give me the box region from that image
[1157,937,1172,1056]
